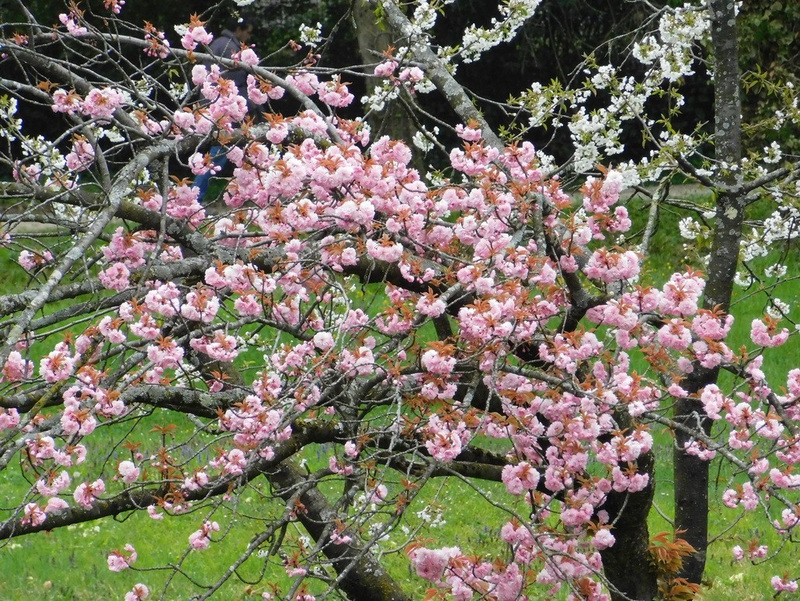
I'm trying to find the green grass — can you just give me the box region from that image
[620,187,800,599]
[1,186,799,600]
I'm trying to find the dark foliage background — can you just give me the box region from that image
[1,0,796,164]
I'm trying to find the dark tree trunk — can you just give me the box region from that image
[600,449,659,601]
[601,406,659,601]
[673,390,714,583]
[268,461,412,601]
[674,0,743,585]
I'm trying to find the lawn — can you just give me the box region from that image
[0,183,798,600]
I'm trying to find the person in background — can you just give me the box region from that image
[193,15,255,202]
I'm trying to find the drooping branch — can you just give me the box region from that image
[0,420,336,540]
[0,122,218,364]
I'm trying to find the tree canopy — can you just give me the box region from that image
[0,1,799,600]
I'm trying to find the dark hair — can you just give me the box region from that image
[225,14,253,32]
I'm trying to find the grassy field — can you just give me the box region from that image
[1,184,799,600]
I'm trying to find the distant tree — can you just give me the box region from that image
[739,0,800,152]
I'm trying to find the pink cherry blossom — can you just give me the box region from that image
[2,351,33,382]
[36,471,71,497]
[750,317,790,347]
[181,25,213,51]
[318,76,354,107]
[455,123,482,141]
[287,72,319,95]
[190,331,239,362]
[118,460,140,483]
[0,408,20,430]
[189,520,219,550]
[52,89,82,114]
[659,271,705,316]
[4,13,800,599]
[501,462,541,495]
[584,249,640,283]
[107,544,137,572]
[40,343,76,383]
[73,479,105,508]
[312,331,335,351]
[19,249,53,272]
[65,136,95,171]
[771,575,799,593]
[98,262,131,292]
[421,348,456,375]
[234,47,259,67]
[81,88,125,121]
[59,13,88,36]
[373,60,398,78]
[180,288,220,323]
[592,528,616,550]
[398,66,424,83]
[22,502,46,526]
[45,497,69,513]
[146,337,184,369]
[124,583,149,601]
[409,546,461,582]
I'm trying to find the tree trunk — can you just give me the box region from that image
[600,449,659,601]
[352,1,420,147]
[268,460,412,601]
[674,0,743,585]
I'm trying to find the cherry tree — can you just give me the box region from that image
[0,1,799,600]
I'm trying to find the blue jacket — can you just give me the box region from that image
[208,29,248,95]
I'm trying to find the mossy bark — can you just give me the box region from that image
[674,0,743,586]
